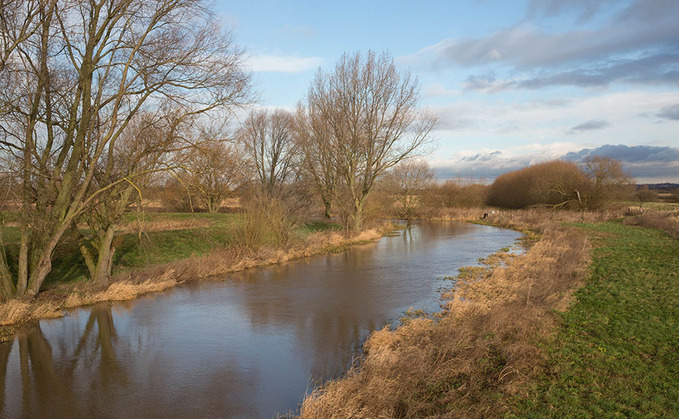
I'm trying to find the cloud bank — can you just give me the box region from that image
[405,0,679,91]
[433,144,679,183]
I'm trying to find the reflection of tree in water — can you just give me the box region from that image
[0,302,260,418]
[72,304,127,388]
[0,304,124,417]
[0,323,78,417]
[232,222,475,385]
[230,245,395,384]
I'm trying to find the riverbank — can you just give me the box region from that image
[0,214,391,333]
[299,207,679,417]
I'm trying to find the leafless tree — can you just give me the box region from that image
[238,109,298,197]
[0,0,250,297]
[74,108,193,286]
[301,51,436,231]
[385,159,434,223]
[179,138,247,213]
[294,103,336,219]
[581,156,634,209]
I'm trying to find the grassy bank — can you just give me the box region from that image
[514,219,679,417]
[299,208,679,418]
[0,212,386,329]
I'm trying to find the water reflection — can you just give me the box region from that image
[0,222,521,418]
[0,305,122,417]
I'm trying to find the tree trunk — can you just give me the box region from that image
[352,200,364,232]
[25,256,52,298]
[206,196,219,213]
[0,263,13,299]
[16,227,29,295]
[78,240,97,282]
[0,231,15,298]
[323,198,332,219]
[93,227,116,287]
[24,221,71,297]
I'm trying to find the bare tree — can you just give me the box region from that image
[74,108,191,286]
[179,139,247,213]
[302,51,436,231]
[581,156,634,209]
[385,159,434,223]
[0,0,250,298]
[238,109,298,197]
[294,103,336,219]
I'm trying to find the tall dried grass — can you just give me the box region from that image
[624,211,679,240]
[300,212,592,418]
[115,218,211,233]
[0,299,62,326]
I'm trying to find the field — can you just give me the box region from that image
[514,219,679,416]
[3,206,678,417]
[1,212,341,287]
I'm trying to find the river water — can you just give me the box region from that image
[0,222,521,418]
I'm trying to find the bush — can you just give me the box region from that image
[635,186,659,203]
[235,195,298,249]
[486,160,588,209]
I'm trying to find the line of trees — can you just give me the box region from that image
[1,1,435,300]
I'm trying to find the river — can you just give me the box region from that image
[0,221,521,418]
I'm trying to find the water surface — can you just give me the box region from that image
[0,222,521,418]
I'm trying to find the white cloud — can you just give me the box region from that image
[430,90,678,144]
[246,54,323,73]
[422,83,460,98]
[402,0,679,90]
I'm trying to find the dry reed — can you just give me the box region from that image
[624,211,679,240]
[115,218,211,233]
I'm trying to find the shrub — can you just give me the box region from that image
[235,195,298,249]
[635,186,659,202]
[487,160,588,209]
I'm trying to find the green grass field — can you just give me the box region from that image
[515,220,679,417]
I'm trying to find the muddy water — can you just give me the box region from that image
[0,222,521,418]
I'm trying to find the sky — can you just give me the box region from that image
[214,0,679,183]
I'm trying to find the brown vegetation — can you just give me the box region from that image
[425,180,489,210]
[485,158,634,210]
[0,0,251,298]
[296,50,436,231]
[299,210,603,418]
[624,211,679,240]
[486,160,588,209]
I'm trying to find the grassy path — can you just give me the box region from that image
[516,221,679,417]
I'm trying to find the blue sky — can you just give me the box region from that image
[215,0,679,183]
